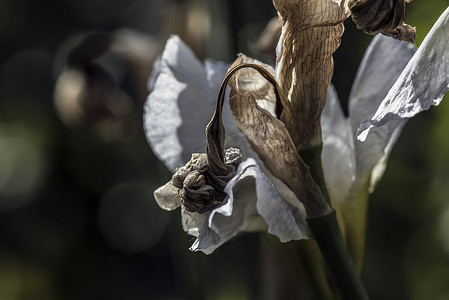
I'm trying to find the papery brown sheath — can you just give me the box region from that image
[274,0,350,151]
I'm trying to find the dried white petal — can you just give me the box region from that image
[357,7,449,141]
[320,35,415,268]
[253,159,311,242]
[144,71,184,171]
[181,206,207,237]
[153,181,181,211]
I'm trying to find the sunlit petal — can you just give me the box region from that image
[357,7,449,142]
[144,35,228,172]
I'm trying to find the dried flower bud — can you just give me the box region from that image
[180,170,214,213]
[349,0,416,43]
[170,148,243,214]
[183,171,206,188]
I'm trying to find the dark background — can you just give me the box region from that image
[1,0,449,299]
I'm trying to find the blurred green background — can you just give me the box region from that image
[0,0,449,299]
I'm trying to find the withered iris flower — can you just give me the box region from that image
[144,5,449,256]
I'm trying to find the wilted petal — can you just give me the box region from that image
[253,159,311,242]
[144,35,229,172]
[230,89,316,210]
[321,85,355,201]
[190,159,265,254]
[203,60,246,147]
[357,7,449,142]
[181,206,207,237]
[349,34,415,190]
[219,55,279,156]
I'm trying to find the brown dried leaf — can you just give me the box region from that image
[227,58,331,218]
[228,54,280,118]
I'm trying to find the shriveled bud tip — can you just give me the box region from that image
[349,0,416,43]
[384,23,416,43]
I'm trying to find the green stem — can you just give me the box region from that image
[299,144,331,205]
[300,144,369,299]
[308,211,369,300]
